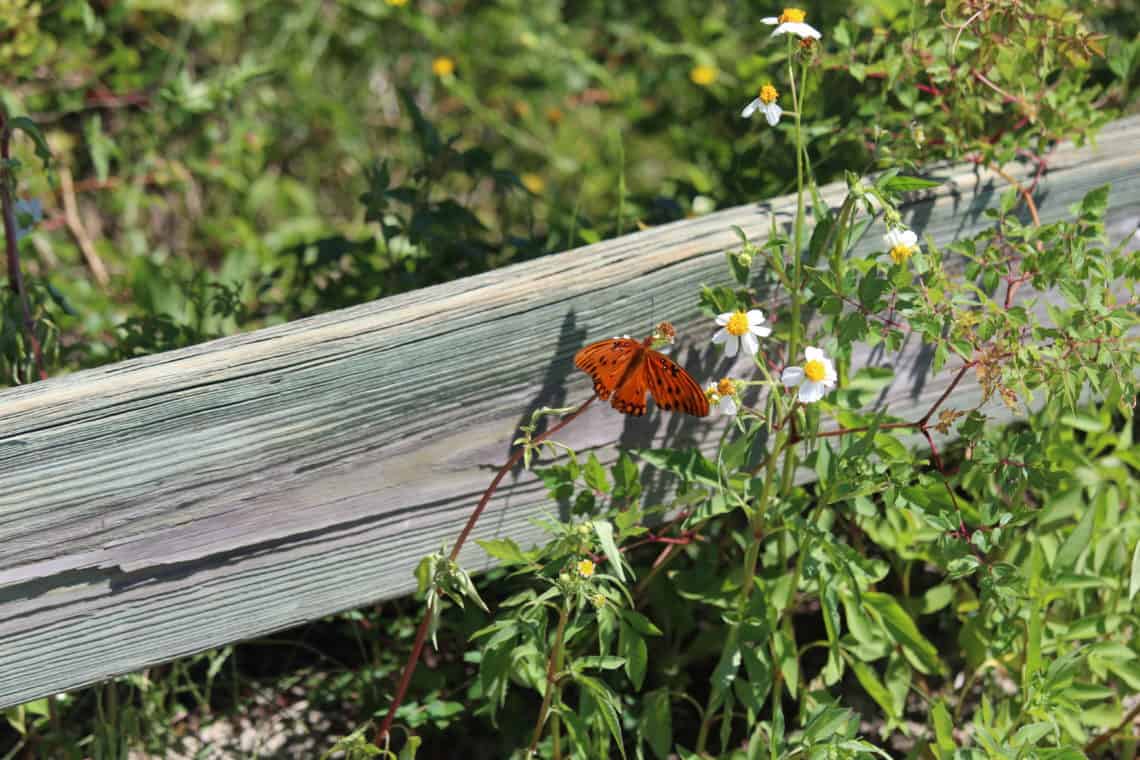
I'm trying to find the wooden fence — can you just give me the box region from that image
[1,116,1138,709]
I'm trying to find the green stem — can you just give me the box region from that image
[529,602,570,756]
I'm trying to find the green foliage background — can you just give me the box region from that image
[3,0,1137,376]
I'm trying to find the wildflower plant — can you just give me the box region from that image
[349,6,1140,760]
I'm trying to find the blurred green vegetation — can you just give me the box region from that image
[2,0,1137,379]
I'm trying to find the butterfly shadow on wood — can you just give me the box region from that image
[508,310,588,478]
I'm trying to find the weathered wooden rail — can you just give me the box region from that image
[1,117,1138,709]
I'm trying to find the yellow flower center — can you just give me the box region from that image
[690,65,717,86]
[577,559,596,578]
[804,359,827,382]
[759,84,779,104]
[521,173,545,194]
[432,57,455,77]
[726,311,750,336]
[889,244,916,264]
[717,378,735,396]
[779,8,807,23]
[592,593,606,608]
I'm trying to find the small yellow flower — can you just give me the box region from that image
[577,559,596,578]
[521,173,545,194]
[690,65,718,86]
[385,0,408,6]
[545,106,564,124]
[591,593,607,609]
[432,56,456,77]
[717,377,736,396]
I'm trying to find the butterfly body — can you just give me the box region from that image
[575,336,709,417]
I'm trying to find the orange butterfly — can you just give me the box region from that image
[575,327,710,417]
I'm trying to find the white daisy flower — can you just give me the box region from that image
[884,228,919,265]
[762,8,822,40]
[781,346,837,403]
[12,198,42,242]
[705,378,740,416]
[712,309,772,358]
[742,84,783,126]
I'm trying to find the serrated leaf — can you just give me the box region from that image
[584,453,610,493]
[477,537,529,564]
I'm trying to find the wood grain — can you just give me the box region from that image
[1,116,1138,708]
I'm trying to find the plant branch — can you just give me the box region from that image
[528,602,570,756]
[1084,695,1140,754]
[374,395,596,747]
[0,116,47,382]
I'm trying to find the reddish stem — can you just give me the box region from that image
[374,395,596,747]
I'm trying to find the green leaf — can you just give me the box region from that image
[1130,540,1140,601]
[584,453,610,493]
[634,447,719,487]
[575,674,626,758]
[619,608,663,637]
[1014,722,1054,748]
[931,700,955,757]
[640,689,673,760]
[1055,501,1096,572]
[476,537,530,564]
[577,655,626,671]
[593,520,625,581]
[7,116,53,169]
[850,660,898,721]
[619,620,648,689]
[880,175,942,193]
[864,592,943,674]
[398,735,423,760]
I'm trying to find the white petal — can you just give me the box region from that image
[772,21,821,39]
[746,309,766,325]
[712,328,729,345]
[723,335,740,358]
[750,324,772,337]
[761,16,779,24]
[799,380,826,403]
[741,98,762,118]
[900,229,918,247]
[804,346,825,362]
[763,102,782,126]
[822,361,838,384]
[741,332,759,356]
[781,366,804,387]
[716,312,733,326]
[720,397,739,416]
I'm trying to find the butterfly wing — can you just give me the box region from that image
[574,338,643,402]
[644,350,710,417]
